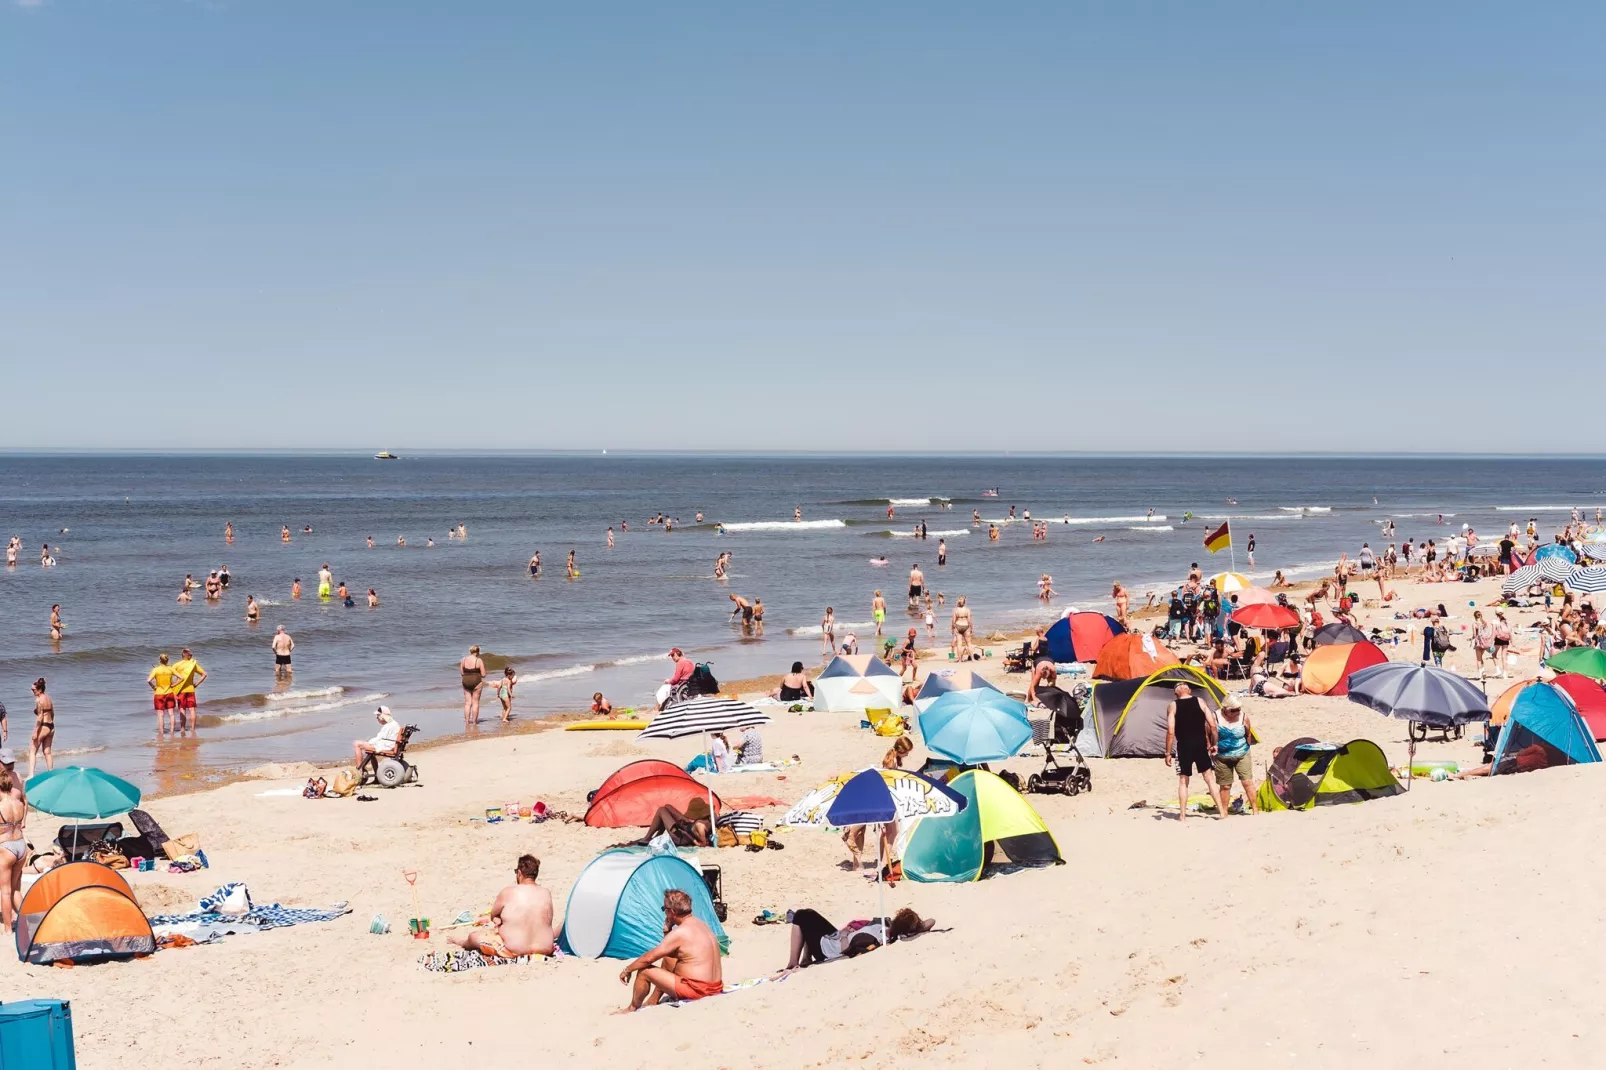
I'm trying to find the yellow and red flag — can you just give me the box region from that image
[1203,521,1231,553]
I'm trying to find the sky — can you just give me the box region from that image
[2,3,1602,452]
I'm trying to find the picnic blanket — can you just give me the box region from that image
[724,795,785,809]
[149,901,352,944]
[417,948,560,972]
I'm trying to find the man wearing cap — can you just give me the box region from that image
[658,648,696,709]
[352,707,402,766]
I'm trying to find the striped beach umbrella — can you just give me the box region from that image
[1502,564,1543,596]
[1564,566,1606,595]
[1210,572,1251,593]
[637,697,769,740]
[1537,556,1579,585]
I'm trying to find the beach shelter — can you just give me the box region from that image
[1300,641,1389,696]
[1082,665,1225,758]
[912,668,1001,713]
[1255,740,1402,812]
[814,655,904,714]
[1312,622,1368,647]
[1551,673,1606,740]
[557,850,729,960]
[1093,632,1179,680]
[16,861,154,966]
[1544,646,1606,682]
[589,760,692,802]
[900,770,1063,882]
[1535,543,1577,564]
[1488,678,1538,726]
[1490,683,1602,774]
[1044,612,1124,663]
[584,775,723,828]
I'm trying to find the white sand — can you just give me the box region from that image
[13,572,1600,1068]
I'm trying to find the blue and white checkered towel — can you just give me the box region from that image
[150,901,351,931]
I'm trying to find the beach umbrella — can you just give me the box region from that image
[1210,572,1251,593]
[1544,646,1606,682]
[1300,641,1389,696]
[1345,662,1492,787]
[918,690,1032,765]
[1579,532,1606,561]
[25,766,140,820]
[1231,603,1299,630]
[1312,622,1368,646]
[1537,556,1578,585]
[1501,564,1543,596]
[637,697,768,740]
[783,768,966,922]
[1228,586,1280,606]
[1534,543,1578,564]
[1563,566,1606,595]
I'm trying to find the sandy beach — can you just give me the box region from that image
[15,561,1605,1069]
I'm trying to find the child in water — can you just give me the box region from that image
[494,668,518,723]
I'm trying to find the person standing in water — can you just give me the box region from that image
[272,626,294,678]
[225,521,234,543]
[147,654,177,735]
[529,552,541,577]
[937,539,947,566]
[49,605,63,641]
[493,667,518,723]
[460,646,487,726]
[566,550,578,579]
[871,590,887,637]
[171,649,206,737]
[607,527,615,548]
[317,563,333,600]
[908,564,925,610]
[291,577,302,601]
[820,607,837,656]
[244,595,260,623]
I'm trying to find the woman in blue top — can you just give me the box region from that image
[1211,695,1257,815]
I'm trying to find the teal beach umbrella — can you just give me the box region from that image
[918,690,1033,765]
[25,766,141,820]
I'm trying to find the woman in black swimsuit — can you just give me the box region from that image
[459,647,486,727]
[774,662,814,702]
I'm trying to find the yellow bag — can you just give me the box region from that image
[162,833,201,861]
[716,825,738,849]
[326,768,360,797]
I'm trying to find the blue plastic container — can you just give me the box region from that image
[0,1000,75,1070]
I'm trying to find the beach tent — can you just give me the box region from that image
[557,849,729,960]
[1093,633,1180,680]
[1082,665,1224,758]
[1491,683,1601,774]
[1044,612,1124,664]
[16,861,154,966]
[912,668,1002,713]
[814,655,904,714]
[1491,675,1606,741]
[1256,739,1402,812]
[1312,622,1368,647]
[589,760,693,803]
[1300,641,1389,696]
[900,770,1062,883]
[584,775,723,828]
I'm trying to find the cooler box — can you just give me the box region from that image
[0,1000,75,1070]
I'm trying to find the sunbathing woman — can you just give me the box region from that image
[615,798,713,849]
[780,907,935,971]
[771,662,814,702]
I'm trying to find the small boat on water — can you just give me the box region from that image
[375,451,399,460]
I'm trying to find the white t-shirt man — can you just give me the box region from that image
[368,718,402,753]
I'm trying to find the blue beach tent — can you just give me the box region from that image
[1492,683,1602,774]
[1043,613,1124,663]
[557,850,729,960]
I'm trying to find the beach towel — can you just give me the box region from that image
[716,811,765,834]
[149,902,352,933]
[724,795,785,809]
[417,949,551,973]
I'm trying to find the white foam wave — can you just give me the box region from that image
[888,497,945,506]
[608,654,662,667]
[1241,560,1336,582]
[55,745,109,758]
[1125,525,1174,532]
[720,519,846,532]
[1279,506,1331,513]
[887,529,970,538]
[1494,505,1583,512]
[523,663,596,683]
[790,619,877,636]
[1383,513,1456,519]
[1053,515,1168,525]
[265,686,346,703]
[222,691,388,722]
[1195,514,1307,521]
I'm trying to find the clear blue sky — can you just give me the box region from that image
[3,3,1600,451]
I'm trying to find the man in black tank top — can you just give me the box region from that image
[1165,683,1219,823]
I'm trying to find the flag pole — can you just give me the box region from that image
[1229,521,1236,575]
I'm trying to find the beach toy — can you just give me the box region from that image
[369,914,390,934]
[506,800,520,820]
[519,804,532,818]
[452,909,474,925]
[485,807,502,823]
[403,868,429,940]
[1429,767,1450,782]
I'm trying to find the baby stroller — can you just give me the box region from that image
[1025,684,1092,796]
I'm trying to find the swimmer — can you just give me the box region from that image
[1092,535,1105,543]
[567,550,578,579]
[870,556,888,566]
[367,588,379,607]
[245,595,259,622]
[176,583,192,604]
[337,581,349,602]
[607,527,615,548]
[398,535,406,547]
[303,526,312,533]
[714,553,727,580]
[281,525,292,542]
[292,577,302,600]
[367,535,374,548]
[225,521,234,543]
[49,604,63,641]
[426,537,434,548]
[795,507,802,522]
[695,513,703,523]
[530,552,541,577]
[620,521,628,532]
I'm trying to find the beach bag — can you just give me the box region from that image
[199,882,252,916]
[327,768,360,797]
[1432,628,1452,653]
[163,832,202,861]
[688,663,720,696]
[716,825,738,849]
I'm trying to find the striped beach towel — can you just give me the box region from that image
[715,810,764,834]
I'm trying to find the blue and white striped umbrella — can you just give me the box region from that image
[1564,566,1606,595]
[1502,563,1543,596]
[1538,556,1579,584]
[1580,536,1606,562]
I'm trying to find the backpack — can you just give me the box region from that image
[1432,627,1452,653]
[688,663,720,696]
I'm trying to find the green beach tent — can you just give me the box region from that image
[1256,738,1403,812]
[900,770,1062,882]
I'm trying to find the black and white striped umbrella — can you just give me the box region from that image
[1502,564,1543,596]
[715,810,765,834]
[1581,540,1606,563]
[1565,566,1606,595]
[1538,556,1579,584]
[637,697,770,741]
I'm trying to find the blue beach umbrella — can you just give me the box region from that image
[918,690,1033,765]
[25,766,141,820]
[1534,543,1577,565]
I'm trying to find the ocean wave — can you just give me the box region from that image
[1382,513,1456,519]
[1125,525,1174,532]
[216,691,388,723]
[1050,515,1169,526]
[837,498,951,506]
[883,528,970,538]
[1279,506,1331,513]
[719,519,846,532]
[54,744,109,758]
[1195,514,1307,521]
[789,619,876,636]
[1493,505,1585,512]
[522,663,596,683]
[265,686,345,703]
[608,654,663,667]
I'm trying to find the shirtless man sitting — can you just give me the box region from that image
[449,854,554,958]
[617,889,723,1012]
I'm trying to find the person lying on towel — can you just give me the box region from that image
[617,889,723,1011]
[614,798,713,849]
[447,854,554,958]
[780,907,935,971]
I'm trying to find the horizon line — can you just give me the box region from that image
[5,448,1606,460]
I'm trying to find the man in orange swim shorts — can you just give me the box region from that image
[616,889,723,1012]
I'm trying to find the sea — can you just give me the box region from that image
[2,453,1602,791]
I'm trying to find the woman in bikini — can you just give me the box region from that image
[460,648,487,727]
[30,678,53,779]
[0,768,24,933]
[951,596,974,661]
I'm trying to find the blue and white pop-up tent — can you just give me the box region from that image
[912,668,1002,713]
[557,850,729,960]
[814,655,903,714]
